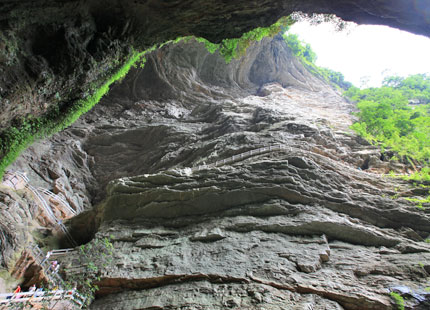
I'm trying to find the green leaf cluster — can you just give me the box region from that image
[64,237,114,306]
[0,17,296,179]
[283,33,317,63]
[195,37,219,54]
[404,195,430,209]
[346,74,430,181]
[383,75,430,104]
[389,292,405,310]
[282,32,352,90]
[0,49,149,180]
[195,16,294,63]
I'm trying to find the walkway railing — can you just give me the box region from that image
[25,244,87,308]
[27,184,58,224]
[0,289,85,308]
[192,144,291,172]
[57,224,78,247]
[1,173,86,307]
[13,171,29,183]
[47,248,76,257]
[38,188,77,216]
[4,171,78,247]
[28,244,66,287]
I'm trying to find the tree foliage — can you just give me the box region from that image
[345,74,430,181]
[195,16,294,63]
[282,31,352,90]
[383,74,430,104]
[283,33,317,63]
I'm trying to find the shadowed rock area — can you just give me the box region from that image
[3,35,430,309]
[1,0,430,133]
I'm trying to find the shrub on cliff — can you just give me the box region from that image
[346,74,430,181]
[282,32,352,90]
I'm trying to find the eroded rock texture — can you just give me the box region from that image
[1,0,430,131]
[5,36,430,309]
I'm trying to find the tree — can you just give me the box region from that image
[346,75,430,181]
[282,32,352,90]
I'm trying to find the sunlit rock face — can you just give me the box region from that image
[1,0,430,130]
[8,35,430,309]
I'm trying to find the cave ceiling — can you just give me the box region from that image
[3,0,430,42]
[0,0,430,130]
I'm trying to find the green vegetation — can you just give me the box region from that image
[404,195,430,209]
[64,237,114,306]
[389,292,405,310]
[283,33,317,63]
[193,16,294,63]
[165,16,293,62]
[0,50,149,180]
[195,37,219,54]
[282,31,352,90]
[345,74,430,182]
[0,18,295,179]
[218,17,292,63]
[282,28,430,204]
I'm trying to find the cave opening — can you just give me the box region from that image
[1,5,430,309]
[287,13,430,88]
[286,13,430,178]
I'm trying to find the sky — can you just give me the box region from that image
[288,20,430,88]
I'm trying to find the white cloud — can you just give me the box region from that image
[288,21,430,88]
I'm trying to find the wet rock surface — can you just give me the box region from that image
[3,36,430,309]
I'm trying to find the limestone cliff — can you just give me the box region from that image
[2,35,430,309]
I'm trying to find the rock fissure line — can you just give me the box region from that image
[248,275,391,310]
[190,143,385,180]
[95,273,251,296]
[95,272,391,310]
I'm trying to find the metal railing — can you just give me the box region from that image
[192,144,291,172]
[47,248,76,256]
[38,188,77,216]
[25,244,87,308]
[0,289,85,308]
[1,173,86,307]
[12,171,29,183]
[5,172,78,247]
[27,184,77,247]
[58,225,78,247]
[1,174,20,190]
[28,244,65,287]
[26,184,58,224]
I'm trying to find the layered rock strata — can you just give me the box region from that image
[3,35,430,309]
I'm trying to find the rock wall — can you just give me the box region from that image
[4,35,430,309]
[1,0,430,131]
